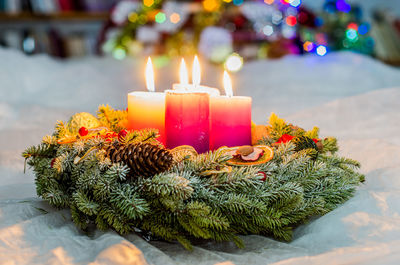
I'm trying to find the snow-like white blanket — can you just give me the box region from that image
[1,48,400,265]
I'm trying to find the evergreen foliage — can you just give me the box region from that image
[23,107,364,250]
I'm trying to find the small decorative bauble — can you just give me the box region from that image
[78,127,88,137]
[106,142,174,178]
[257,171,267,181]
[118,129,128,142]
[67,112,101,134]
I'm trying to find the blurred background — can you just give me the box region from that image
[0,0,399,69]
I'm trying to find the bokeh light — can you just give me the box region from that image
[272,11,283,24]
[170,13,181,24]
[316,45,327,56]
[143,0,154,8]
[289,0,301,8]
[128,12,138,23]
[358,24,369,35]
[336,0,351,13]
[203,0,220,12]
[264,0,274,4]
[263,25,274,36]
[286,16,297,26]
[224,53,244,72]
[346,29,358,41]
[155,12,166,24]
[347,23,358,30]
[303,41,314,52]
[113,47,126,60]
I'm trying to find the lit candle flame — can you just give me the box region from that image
[179,58,189,86]
[145,57,155,92]
[192,55,201,87]
[223,70,233,97]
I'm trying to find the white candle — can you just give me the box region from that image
[172,56,220,96]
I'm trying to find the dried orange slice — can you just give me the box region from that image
[170,145,198,162]
[225,145,274,166]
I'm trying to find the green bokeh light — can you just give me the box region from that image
[155,12,166,24]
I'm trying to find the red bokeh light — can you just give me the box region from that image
[347,22,358,31]
[286,16,297,26]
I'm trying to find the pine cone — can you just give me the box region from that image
[292,136,319,159]
[106,142,173,178]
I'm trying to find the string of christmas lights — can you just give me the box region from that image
[102,0,374,69]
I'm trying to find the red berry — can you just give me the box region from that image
[50,158,56,168]
[118,129,128,141]
[78,127,88,136]
[258,171,267,181]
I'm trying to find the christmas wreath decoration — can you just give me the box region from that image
[23,106,364,250]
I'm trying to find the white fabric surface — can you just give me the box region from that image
[1,48,400,265]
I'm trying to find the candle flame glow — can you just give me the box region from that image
[223,70,233,97]
[179,58,189,86]
[193,55,201,87]
[145,57,155,92]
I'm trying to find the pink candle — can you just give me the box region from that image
[210,71,252,150]
[165,90,210,153]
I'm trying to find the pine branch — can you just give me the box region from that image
[321,137,338,154]
[22,144,56,160]
[73,190,99,216]
[98,204,136,234]
[110,184,150,220]
[139,172,194,200]
[120,129,160,146]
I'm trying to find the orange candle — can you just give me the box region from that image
[210,71,251,150]
[127,58,166,145]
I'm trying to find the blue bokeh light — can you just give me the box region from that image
[233,0,244,6]
[358,24,369,35]
[336,0,351,13]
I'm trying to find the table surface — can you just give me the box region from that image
[1,48,400,265]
